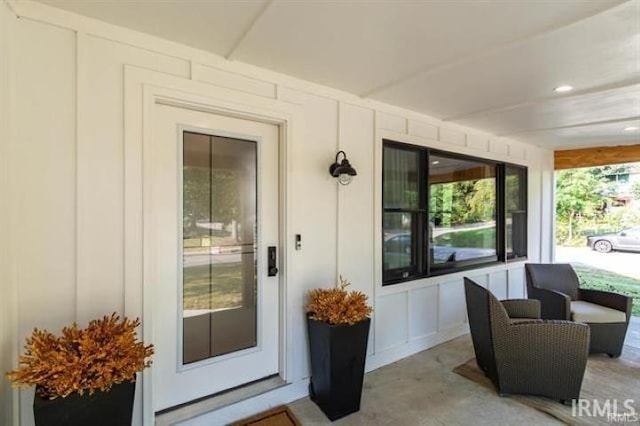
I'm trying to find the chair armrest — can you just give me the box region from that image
[507,320,590,356]
[528,287,571,320]
[501,299,541,319]
[579,288,632,320]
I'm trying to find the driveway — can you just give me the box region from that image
[556,246,640,280]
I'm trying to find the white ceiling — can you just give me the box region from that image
[38,0,640,150]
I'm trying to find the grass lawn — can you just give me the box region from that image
[183,262,245,310]
[434,227,496,248]
[573,264,640,317]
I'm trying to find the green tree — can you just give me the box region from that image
[183,167,211,237]
[467,179,496,223]
[450,181,473,225]
[430,179,496,226]
[183,166,240,238]
[556,169,607,243]
[589,164,630,178]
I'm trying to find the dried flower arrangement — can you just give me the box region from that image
[306,276,373,325]
[6,313,154,400]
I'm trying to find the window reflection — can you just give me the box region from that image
[182,131,257,364]
[429,155,497,271]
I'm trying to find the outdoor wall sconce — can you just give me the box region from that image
[329,150,357,185]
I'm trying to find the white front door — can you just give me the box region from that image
[149,102,280,411]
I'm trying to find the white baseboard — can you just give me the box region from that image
[365,325,469,372]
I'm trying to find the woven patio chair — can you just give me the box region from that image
[525,263,632,357]
[464,277,590,404]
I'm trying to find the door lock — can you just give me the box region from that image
[268,246,279,277]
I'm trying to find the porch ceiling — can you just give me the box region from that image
[36,0,640,151]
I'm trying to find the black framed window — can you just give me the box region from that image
[382,144,426,282]
[506,165,527,260]
[382,140,528,285]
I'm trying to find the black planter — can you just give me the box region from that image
[307,316,371,421]
[33,380,136,426]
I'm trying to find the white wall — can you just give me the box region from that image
[1,2,17,424]
[1,1,555,425]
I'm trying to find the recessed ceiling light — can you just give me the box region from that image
[554,85,573,93]
[432,160,440,165]
[624,126,639,131]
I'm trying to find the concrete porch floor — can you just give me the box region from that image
[289,316,640,425]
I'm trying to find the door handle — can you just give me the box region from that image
[268,246,279,277]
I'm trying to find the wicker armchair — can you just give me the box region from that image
[525,263,632,357]
[464,277,590,404]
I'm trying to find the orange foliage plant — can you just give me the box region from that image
[306,276,373,325]
[6,313,154,399]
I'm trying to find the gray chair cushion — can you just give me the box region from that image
[571,301,626,324]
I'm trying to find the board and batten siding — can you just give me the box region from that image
[1,1,555,425]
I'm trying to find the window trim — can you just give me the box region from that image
[381,138,528,286]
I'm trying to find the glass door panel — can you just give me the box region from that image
[182,131,257,364]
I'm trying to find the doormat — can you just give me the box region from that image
[231,405,301,426]
[453,346,640,426]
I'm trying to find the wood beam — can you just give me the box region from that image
[429,166,493,185]
[554,144,640,170]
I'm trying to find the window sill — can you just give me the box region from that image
[379,260,528,295]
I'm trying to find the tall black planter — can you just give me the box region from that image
[307,316,371,421]
[33,380,136,426]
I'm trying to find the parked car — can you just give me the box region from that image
[586,226,640,253]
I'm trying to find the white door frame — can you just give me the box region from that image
[124,66,297,423]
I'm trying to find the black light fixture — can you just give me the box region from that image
[329,150,357,185]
